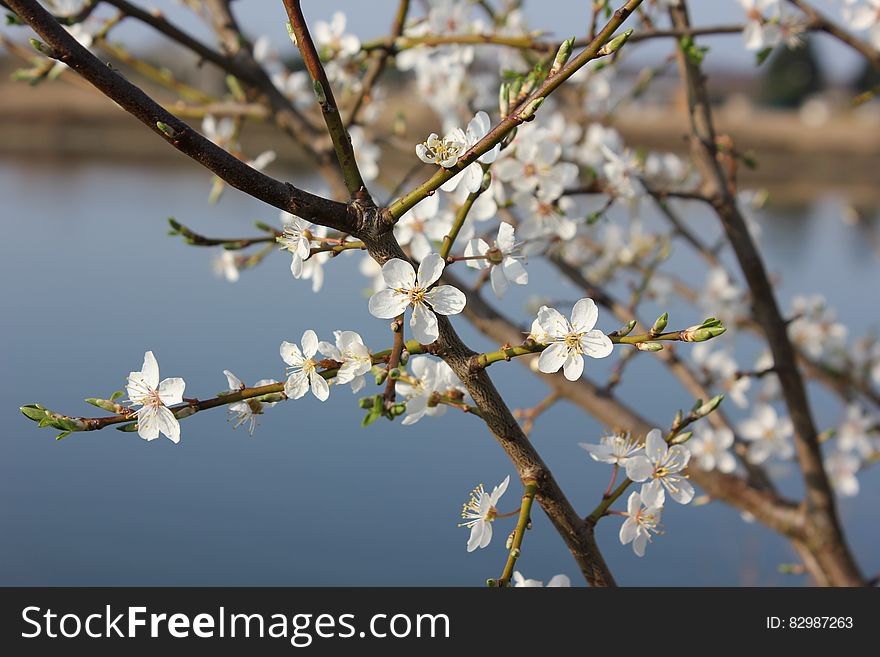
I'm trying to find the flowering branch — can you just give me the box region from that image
[387,0,645,220]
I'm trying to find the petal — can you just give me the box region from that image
[381,258,416,289]
[537,342,569,374]
[136,408,160,441]
[570,298,599,332]
[223,370,244,391]
[491,475,510,503]
[157,377,185,405]
[536,306,569,339]
[496,222,516,251]
[632,532,648,557]
[410,305,439,344]
[624,456,653,482]
[562,353,584,381]
[489,265,509,299]
[140,351,160,388]
[425,285,466,315]
[463,163,483,194]
[301,330,319,358]
[645,429,667,462]
[640,480,664,507]
[479,520,493,549]
[280,341,304,367]
[547,575,570,587]
[310,372,330,401]
[156,406,181,444]
[290,254,304,278]
[467,521,485,552]
[501,257,528,285]
[284,373,309,400]
[619,517,637,545]
[668,477,695,505]
[579,331,614,359]
[417,253,445,287]
[464,239,490,270]
[368,289,410,319]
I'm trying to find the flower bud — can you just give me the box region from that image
[597,29,633,57]
[650,312,668,336]
[635,342,663,352]
[694,394,724,418]
[517,96,544,121]
[84,398,127,414]
[669,430,693,445]
[549,37,575,77]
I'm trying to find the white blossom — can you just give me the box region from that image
[277,212,313,278]
[280,330,331,402]
[619,491,663,557]
[625,429,695,506]
[689,427,737,473]
[212,250,240,283]
[368,255,466,344]
[824,450,860,498]
[440,111,499,194]
[313,11,361,58]
[318,331,373,394]
[395,356,464,425]
[459,475,510,552]
[463,222,528,299]
[580,433,643,466]
[534,298,614,381]
[738,0,782,51]
[512,572,571,587]
[126,351,185,444]
[738,404,794,464]
[349,126,380,181]
[395,194,450,262]
[222,370,278,435]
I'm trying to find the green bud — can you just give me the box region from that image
[56,431,72,441]
[486,578,499,588]
[694,394,724,418]
[681,318,726,342]
[616,319,637,337]
[670,431,693,445]
[635,342,663,352]
[498,82,510,118]
[85,398,127,414]
[29,38,55,57]
[597,29,633,57]
[388,368,401,380]
[391,403,407,417]
[517,96,544,121]
[156,121,176,139]
[358,397,374,410]
[549,37,575,77]
[672,409,683,429]
[313,80,326,105]
[650,312,668,336]
[374,371,388,385]
[116,422,139,432]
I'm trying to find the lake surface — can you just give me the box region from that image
[1,157,877,586]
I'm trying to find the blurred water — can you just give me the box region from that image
[1,158,877,586]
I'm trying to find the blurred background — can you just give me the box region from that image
[1,1,878,586]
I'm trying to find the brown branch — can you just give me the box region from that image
[786,0,880,69]
[283,0,370,201]
[670,1,864,586]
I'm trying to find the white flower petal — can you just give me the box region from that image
[417,253,445,287]
[410,304,439,344]
[140,351,160,388]
[426,285,466,315]
[368,289,410,319]
[570,298,599,332]
[537,342,569,374]
[157,377,185,406]
[382,258,416,289]
[562,353,584,381]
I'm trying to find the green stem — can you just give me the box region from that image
[498,480,539,587]
[439,181,485,258]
